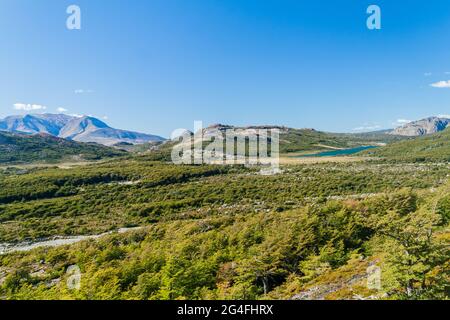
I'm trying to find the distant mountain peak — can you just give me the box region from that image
[58,116,110,140]
[390,116,450,136]
[0,113,165,146]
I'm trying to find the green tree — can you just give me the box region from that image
[365,190,449,299]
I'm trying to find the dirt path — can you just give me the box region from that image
[0,227,143,255]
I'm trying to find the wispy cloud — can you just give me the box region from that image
[57,107,68,113]
[430,80,450,88]
[394,119,412,126]
[74,89,94,94]
[13,103,47,111]
[424,72,432,77]
[352,125,382,132]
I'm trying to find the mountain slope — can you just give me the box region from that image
[0,114,73,136]
[60,116,165,146]
[0,131,126,164]
[0,114,166,146]
[390,116,450,136]
[363,128,450,161]
[58,116,110,140]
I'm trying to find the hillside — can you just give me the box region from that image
[278,128,400,153]
[145,125,402,161]
[0,132,126,164]
[362,128,450,162]
[201,125,402,153]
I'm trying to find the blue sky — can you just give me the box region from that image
[1,0,450,137]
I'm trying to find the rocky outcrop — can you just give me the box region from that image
[391,117,450,136]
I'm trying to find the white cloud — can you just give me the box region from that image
[57,107,68,113]
[424,72,432,77]
[352,125,382,132]
[438,114,450,119]
[13,103,47,111]
[86,114,108,121]
[74,89,94,94]
[430,80,450,88]
[395,119,412,125]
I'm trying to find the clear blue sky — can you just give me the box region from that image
[1,0,450,137]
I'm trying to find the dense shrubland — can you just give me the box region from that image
[0,159,448,242]
[0,184,448,300]
[0,155,448,300]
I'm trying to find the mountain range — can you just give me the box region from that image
[1,113,449,162]
[0,114,166,146]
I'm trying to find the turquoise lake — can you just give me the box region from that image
[297,146,378,158]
